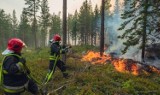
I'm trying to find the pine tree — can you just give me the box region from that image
[67,14,73,45]
[19,8,32,46]
[72,10,79,45]
[118,0,160,62]
[50,13,62,38]
[79,0,93,45]
[12,10,18,37]
[0,9,6,50]
[0,9,12,50]
[93,5,100,46]
[24,0,40,48]
[40,0,50,47]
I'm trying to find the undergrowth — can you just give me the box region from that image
[0,45,160,95]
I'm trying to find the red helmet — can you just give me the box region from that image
[7,38,25,53]
[53,34,61,41]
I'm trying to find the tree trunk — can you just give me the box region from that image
[91,31,94,45]
[62,0,67,63]
[94,32,97,46]
[142,0,148,63]
[100,0,105,56]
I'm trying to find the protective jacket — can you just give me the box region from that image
[2,53,28,87]
[49,42,67,73]
[0,53,38,94]
[45,42,68,84]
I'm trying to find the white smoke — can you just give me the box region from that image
[103,0,160,68]
[104,9,124,56]
[104,0,142,61]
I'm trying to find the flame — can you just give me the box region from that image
[112,59,127,73]
[82,51,111,64]
[82,51,160,76]
[149,66,160,74]
[112,59,139,75]
[131,63,139,75]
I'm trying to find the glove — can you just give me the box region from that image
[19,57,26,65]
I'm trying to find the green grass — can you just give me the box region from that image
[0,46,160,95]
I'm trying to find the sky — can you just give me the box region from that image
[0,0,121,20]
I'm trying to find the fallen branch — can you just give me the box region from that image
[47,85,66,95]
[47,80,74,94]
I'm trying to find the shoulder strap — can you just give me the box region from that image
[0,54,22,86]
[5,54,22,59]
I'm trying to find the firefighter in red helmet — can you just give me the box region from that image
[45,34,69,83]
[0,38,38,95]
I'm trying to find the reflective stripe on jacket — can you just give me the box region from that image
[49,53,60,60]
[0,53,28,93]
[3,80,29,93]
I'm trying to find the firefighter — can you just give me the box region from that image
[0,38,38,95]
[45,34,69,84]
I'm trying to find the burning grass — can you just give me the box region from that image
[82,51,111,64]
[82,50,160,76]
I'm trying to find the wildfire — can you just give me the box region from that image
[81,51,111,64]
[112,59,139,75]
[82,51,160,76]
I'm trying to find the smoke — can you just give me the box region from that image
[104,13,122,55]
[103,2,160,68]
[104,1,142,61]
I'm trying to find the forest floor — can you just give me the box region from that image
[0,45,160,95]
